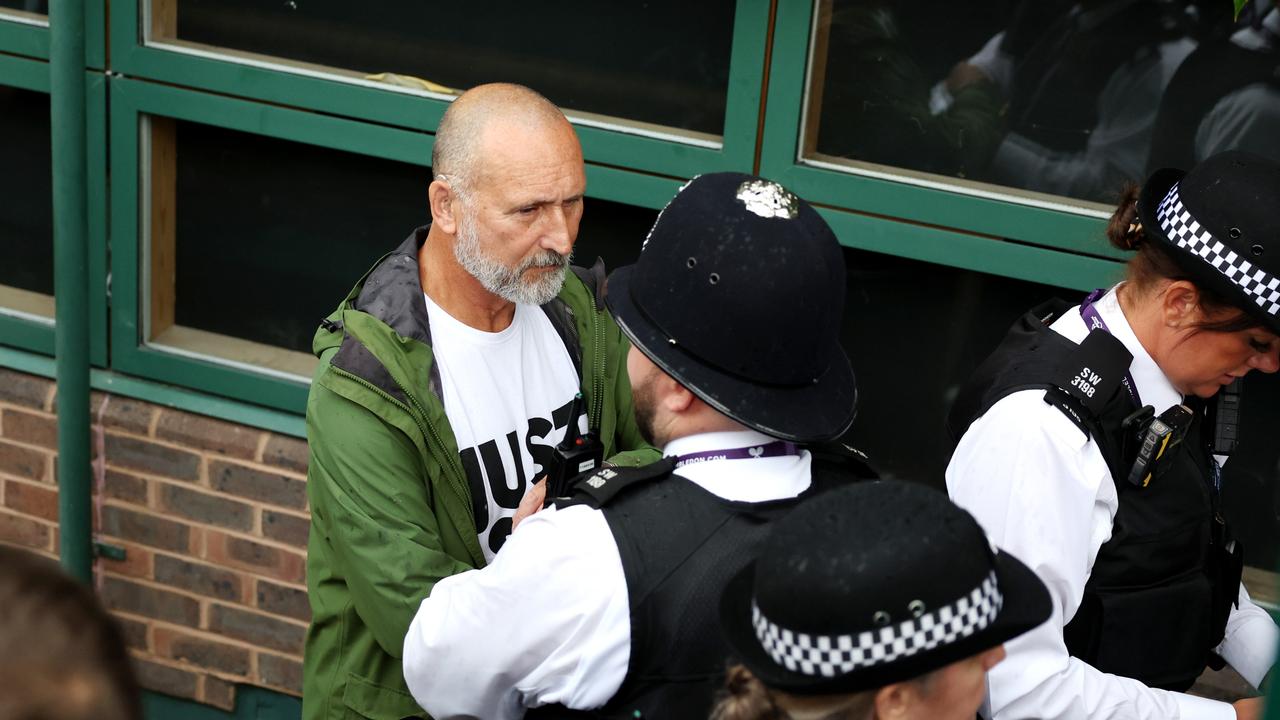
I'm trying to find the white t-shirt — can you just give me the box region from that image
[424,294,584,561]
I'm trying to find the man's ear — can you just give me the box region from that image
[662,375,696,415]
[429,179,460,235]
[874,682,915,720]
[1160,280,1202,329]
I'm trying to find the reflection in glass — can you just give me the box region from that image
[0,85,54,318]
[157,120,656,375]
[0,0,48,15]
[810,0,1278,204]
[159,0,735,136]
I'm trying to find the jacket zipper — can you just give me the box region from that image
[329,365,469,496]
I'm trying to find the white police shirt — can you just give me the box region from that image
[947,286,1278,720]
[424,293,585,562]
[402,429,813,719]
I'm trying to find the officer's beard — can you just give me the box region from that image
[453,211,570,306]
[631,375,661,448]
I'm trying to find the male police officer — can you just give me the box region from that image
[402,172,867,719]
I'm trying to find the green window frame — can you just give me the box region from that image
[0,0,106,65]
[108,0,771,179]
[756,0,1127,291]
[0,54,109,365]
[107,77,687,414]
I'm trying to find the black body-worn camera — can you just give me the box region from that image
[543,393,603,502]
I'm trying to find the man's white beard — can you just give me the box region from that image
[453,213,570,306]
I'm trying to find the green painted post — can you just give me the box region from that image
[50,0,93,583]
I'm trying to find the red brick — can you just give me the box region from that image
[4,480,57,522]
[206,531,305,584]
[256,580,310,622]
[99,397,156,435]
[102,576,200,627]
[0,510,51,549]
[99,505,191,553]
[99,543,153,579]
[154,627,251,677]
[209,460,306,510]
[154,554,242,603]
[202,675,237,711]
[103,469,149,506]
[103,433,201,482]
[132,656,199,700]
[157,482,254,532]
[0,440,48,482]
[208,604,305,655]
[0,370,53,410]
[257,652,302,695]
[157,410,262,461]
[261,510,309,548]
[113,614,150,651]
[1,408,57,449]
[261,435,308,473]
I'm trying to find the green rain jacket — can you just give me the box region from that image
[302,228,657,720]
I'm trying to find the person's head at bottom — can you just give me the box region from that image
[715,482,1052,720]
[0,546,141,720]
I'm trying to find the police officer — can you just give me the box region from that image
[401,171,867,719]
[947,151,1280,719]
[714,481,1052,720]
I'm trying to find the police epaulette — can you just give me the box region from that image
[553,457,678,510]
[1043,329,1133,438]
[806,442,880,481]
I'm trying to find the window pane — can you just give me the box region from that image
[160,0,736,136]
[807,0,1278,206]
[0,1,47,14]
[0,85,53,319]
[152,118,656,378]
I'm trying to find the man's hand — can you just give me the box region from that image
[512,478,546,531]
[946,61,993,93]
[1233,697,1263,720]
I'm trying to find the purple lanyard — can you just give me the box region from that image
[1080,289,1142,407]
[672,441,799,469]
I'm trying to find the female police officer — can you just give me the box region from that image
[714,481,1051,720]
[947,150,1280,719]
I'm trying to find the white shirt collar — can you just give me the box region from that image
[1054,286,1183,412]
[661,429,811,503]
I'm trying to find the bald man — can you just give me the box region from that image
[303,83,657,720]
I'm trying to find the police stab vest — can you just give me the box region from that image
[526,446,876,719]
[947,300,1244,691]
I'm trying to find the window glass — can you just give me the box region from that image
[0,1,47,15]
[807,0,1278,205]
[151,119,657,379]
[156,0,736,136]
[0,85,53,320]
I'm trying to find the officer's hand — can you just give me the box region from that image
[1233,697,1263,720]
[512,478,546,531]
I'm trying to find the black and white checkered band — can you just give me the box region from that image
[751,570,1003,678]
[1156,182,1280,317]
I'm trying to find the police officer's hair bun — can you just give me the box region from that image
[710,665,785,720]
[710,664,879,720]
[1106,184,1145,252]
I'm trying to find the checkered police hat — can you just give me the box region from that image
[719,482,1051,695]
[1138,151,1280,335]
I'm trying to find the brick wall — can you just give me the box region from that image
[0,368,309,711]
